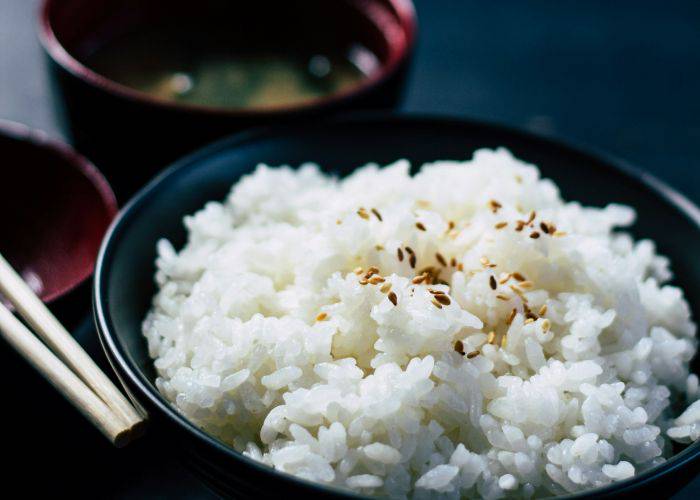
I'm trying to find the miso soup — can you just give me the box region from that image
[81,23,377,110]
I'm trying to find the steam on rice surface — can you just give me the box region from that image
[143,149,699,498]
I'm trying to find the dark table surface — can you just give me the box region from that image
[1,0,699,497]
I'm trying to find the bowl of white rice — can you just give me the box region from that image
[94,116,700,498]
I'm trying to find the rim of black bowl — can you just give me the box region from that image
[37,0,417,117]
[94,113,700,498]
[0,119,118,304]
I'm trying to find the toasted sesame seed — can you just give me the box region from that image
[353,267,363,275]
[512,272,526,282]
[524,318,535,324]
[388,291,398,306]
[500,334,508,348]
[429,289,445,296]
[506,308,517,325]
[359,279,369,285]
[409,254,417,268]
[436,252,447,266]
[515,221,526,232]
[457,263,464,271]
[539,304,548,316]
[539,222,550,234]
[416,222,427,231]
[448,220,456,230]
[365,266,379,278]
[489,275,497,290]
[397,248,404,262]
[542,319,551,332]
[489,199,502,213]
[412,274,427,284]
[316,312,328,321]
[467,350,480,359]
[369,276,385,285]
[371,208,383,221]
[496,294,510,301]
[405,246,414,255]
[454,340,465,355]
[357,207,370,220]
[431,298,443,309]
[495,221,508,229]
[450,257,457,267]
[435,294,451,306]
[380,282,392,293]
[527,211,536,224]
[529,231,540,239]
[519,281,533,289]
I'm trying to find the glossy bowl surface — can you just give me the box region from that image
[39,0,417,197]
[0,119,117,305]
[95,115,700,498]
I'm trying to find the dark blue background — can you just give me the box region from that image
[0,0,698,497]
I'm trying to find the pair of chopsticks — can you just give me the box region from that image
[0,253,145,447]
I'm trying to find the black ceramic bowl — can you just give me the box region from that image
[39,0,416,198]
[94,115,700,498]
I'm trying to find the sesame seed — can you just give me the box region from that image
[429,289,445,295]
[359,279,369,285]
[454,340,465,355]
[527,211,536,224]
[409,254,417,268]
[448,220,456,230]
[353,267,363,275]
[524,318,535,324]
[496,294,510,301]
[388,291,398,306]
[380,282,392,293]
[539,222,550,234]
[539,304,548,316]
[506,308,517,325]
[412,274,427,284]
[357,207,369,220]
[489,199,502,213]
[480,257,490,266]
[518,281,533,289]
[371,208,383,221]
[500,334,508,348]
[397,248,404,262]
[336,219,342,225]
[542,319,551,332]
[499,273,512,284]
[489,275,497,290]
[450,257,457,267]
[495,221,508,229]
[405,246,414,255]
[467,351,480,359]
[553,230,567,237]
[515,221,526,232]
[416,222,427,231]
[515,175,522,183]
[530,231,540,239]
[434,294,451,305]
[436,252,447,266]
[365,266,379,278]
[487,331,497,344]
[375,244,384,251]
[457,263,464,271]
[431,299,443,309]
[369,276,385,285]
[316,312,328,321]
[512,272,526,282]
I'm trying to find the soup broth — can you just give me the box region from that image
[82,23,375,110]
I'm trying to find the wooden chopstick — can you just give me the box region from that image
[0,303,134,446]
[0,253,145,445]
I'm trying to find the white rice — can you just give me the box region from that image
[143,149,699,498]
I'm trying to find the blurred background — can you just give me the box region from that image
[1,0,699,497]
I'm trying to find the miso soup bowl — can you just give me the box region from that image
[94,115,700,498]
[39,0,417,198]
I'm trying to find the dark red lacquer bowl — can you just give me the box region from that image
[0,120,117,308]
[39,0,417,198]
